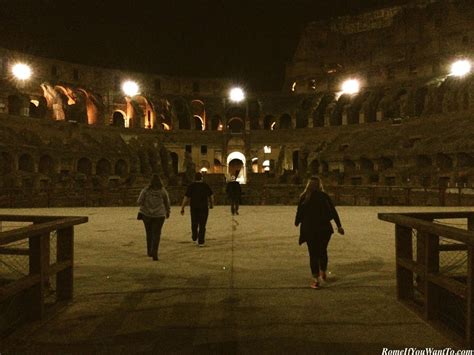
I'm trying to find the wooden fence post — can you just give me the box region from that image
[466,215,474,346]
[28,233,49,320]
[56,227,74,301]
[424,233,440,320]
[395,225,414,300]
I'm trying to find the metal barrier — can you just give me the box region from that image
[0,215,88,321]
[378,211,474,347]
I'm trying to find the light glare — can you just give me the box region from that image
[229,87,245,102]
[12,63,32,80]
[450,60,471,77]
[341,79,360,95]
[122,80,139,96]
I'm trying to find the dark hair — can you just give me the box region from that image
[149,174,163,189]
[195,172,203,181]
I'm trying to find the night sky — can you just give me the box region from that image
[1,0,409,90]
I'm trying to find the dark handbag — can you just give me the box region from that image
[137,212,144,220]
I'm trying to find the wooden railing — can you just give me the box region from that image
[378,211,474,347]
[0,215,88,320]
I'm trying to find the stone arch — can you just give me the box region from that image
[414,87,428,116]
[29,97,48,119]
[174,98,191,129]
[457,153,474,167]
[331,94,351,126]
[359,158,374,171]
[378,157,393,171]
[55,85,88,123]
[77,88,104,125]
[417,155,432,168]
[96,158,112,176]
[348,91,370,124]
[112,111,126,127]
[263,115,276,130]
[363,90,384,123]
[227,151,246,183]
[227,117,244,133]
[314,94,335,127]
[77,157,92,175]
[0,152,14,175]
[170,152,179,175]
[248,99,261,129]
[279,113,291,129]
[38,155,55,175]
[210,115,223,131]
[114,159,128,177]
[18,153,34,173]
[191,100,206,130]
[309,159,320,175]
[296,98,312,128]
[133,95,155,129]
[343,159,356,173]
[436,153,453,170]
[8,94,24,116]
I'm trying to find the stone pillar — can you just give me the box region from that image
[307,117,313,128]
[291,115,296,129]
[342,113,348,125]
[359,113,366,124]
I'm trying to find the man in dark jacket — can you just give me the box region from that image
[180,172,214,246]
[226,175,242,215]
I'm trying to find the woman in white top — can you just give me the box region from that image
[137,175,170,260]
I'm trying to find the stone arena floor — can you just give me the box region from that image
[1,205,469,354]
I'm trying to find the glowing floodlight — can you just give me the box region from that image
[341,79,360,95]
[450,60,471,77]
[12,63,32,80]
[122,80,139,96]
[229,87,245,102]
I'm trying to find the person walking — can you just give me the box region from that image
[180,172,214,246]
[294,176,344,289]
[137,175,170,261]
[226,175,242,215]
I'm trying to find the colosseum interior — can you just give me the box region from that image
[1,0,474,207]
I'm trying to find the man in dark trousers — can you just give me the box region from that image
[226,175,242,215]
[180,172,214,246]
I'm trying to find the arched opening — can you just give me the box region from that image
[314,94,334,127]
[343,159,356,173]
[263,115,276,130]
[193,115,204,130]
[96,159,112,176]
[251,158,259,173]
[0,152,13,175]
[296,98,312,128]
[175,99,191,129]
[292,151,299,171]
[378,157,393,171]
[170,152,179,175]
[211,115,223,131]
[227,151,246,183]
[112,111,126,127]
[213,158,223,173]
[436,153,453,170]
[417,155,432,168]
[279,113,291,129]
[200,160,210,173]
[331,94,351,126]
[77,157,92,175]
[457,153,474,167]
[191,100,206,130]
[248,99,260,129]
[29,97,48,119]
[359,158,374,171]
[309,159,320,175]
[18,153,34,173]
[8,95,23,116]
[39,155,55,175]
[227,117,244,133]
[115,159,128,177]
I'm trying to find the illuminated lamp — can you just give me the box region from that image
[450,60,471,77]
[122,80,139,96]
[341,79,360,95]
[229,87,245,102]
[12,63,32,80]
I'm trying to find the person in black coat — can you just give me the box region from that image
[226,175,242,215]
[295,176,344,289]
